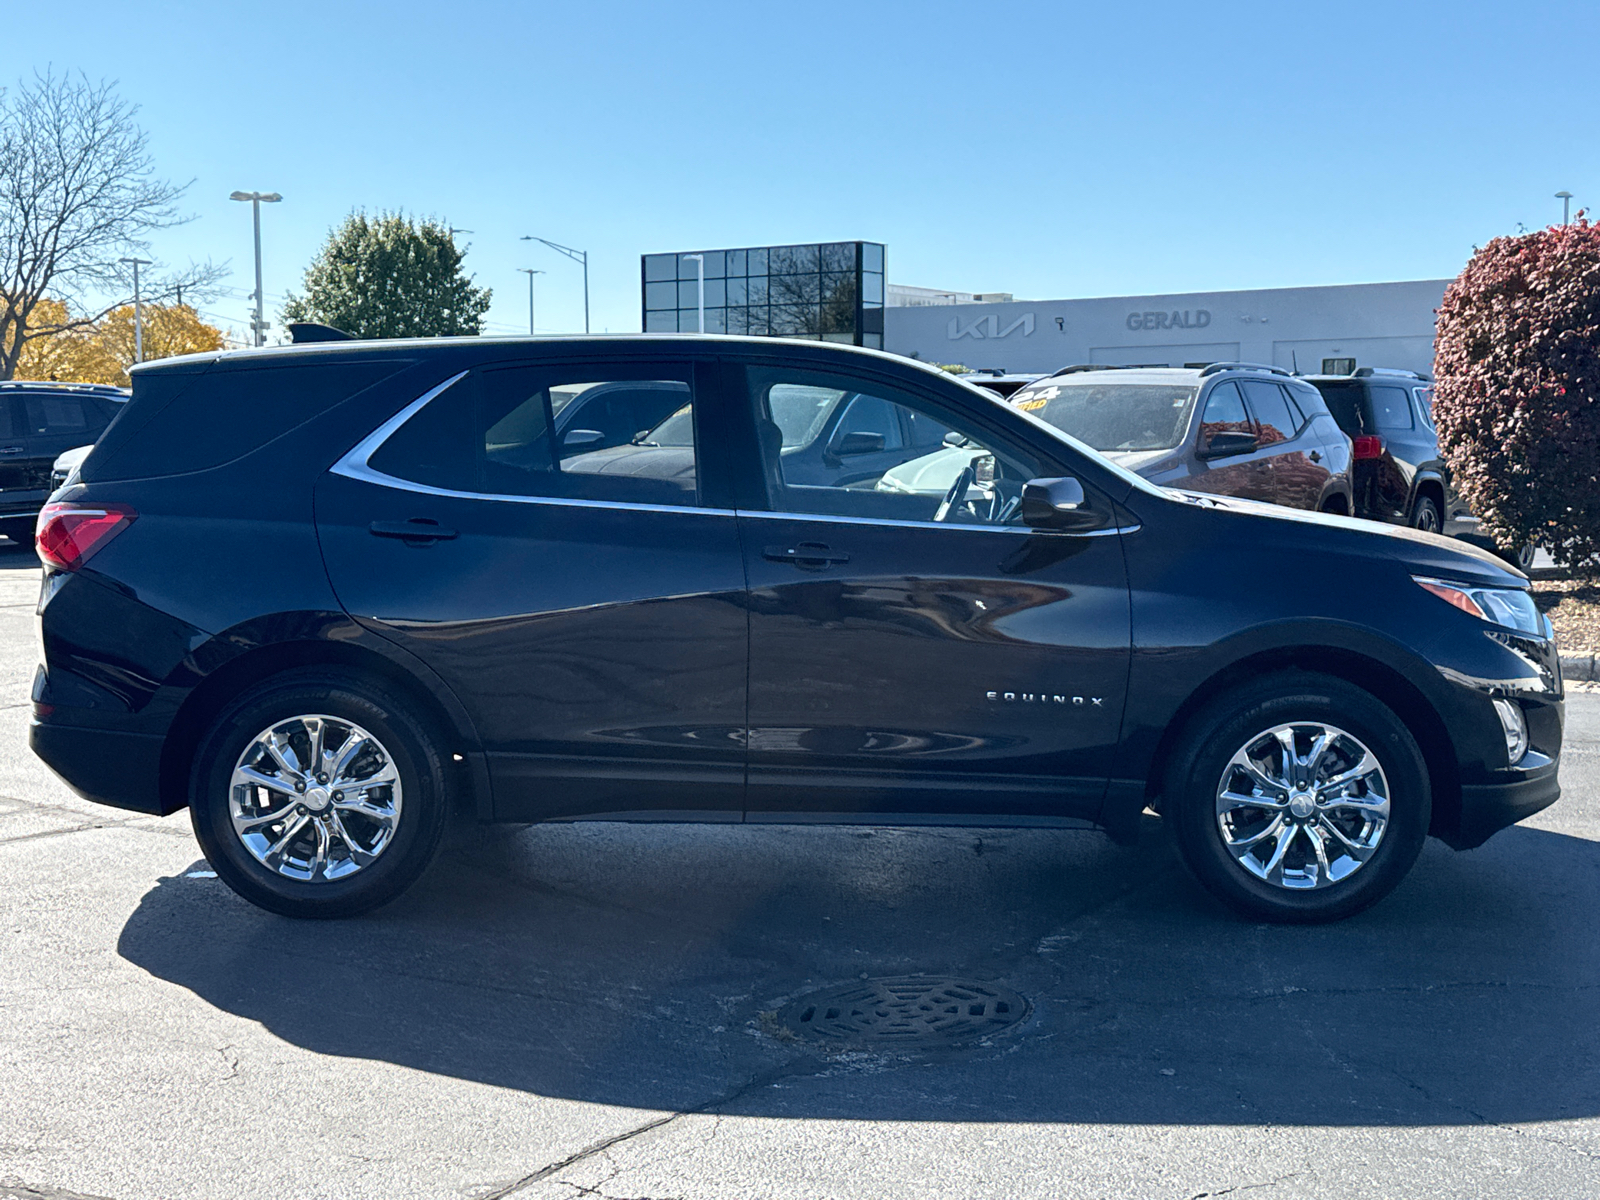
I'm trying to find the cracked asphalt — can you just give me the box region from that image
[1,539,1598,1199]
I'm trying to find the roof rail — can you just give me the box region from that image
[1197,361,1291,378]
[1353,366,1430,380]
[1046,363,1149,377]
[0,380,129,394]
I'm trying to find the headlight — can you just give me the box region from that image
[1492,698,1529,765]
[1413,576,1544,636]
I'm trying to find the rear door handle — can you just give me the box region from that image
[0,446,23,456]
[1308,450,1323,463]
[369,519,458,543]
[764,542,850,569]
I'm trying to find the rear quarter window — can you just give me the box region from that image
[85,359,408,482]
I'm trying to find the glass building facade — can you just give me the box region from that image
[642,241,885,347]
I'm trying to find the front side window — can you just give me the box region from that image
[748,366,1041,527]
[1011,379,1198,452]
[369,364,699,507]
[1199,381,1252,440]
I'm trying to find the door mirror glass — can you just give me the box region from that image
[1198,429,1259,460]
[1020,476,1101,530]
[834,430,886,457]
[562,428,604,448]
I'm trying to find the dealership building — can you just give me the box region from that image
[883,279,1452,377]
[638,242,1450,378]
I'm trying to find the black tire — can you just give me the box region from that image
[1163,671,1430,923]
[1409,495,1442,534]
[189,668,450,918]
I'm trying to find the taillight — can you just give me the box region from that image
[1352,435,1385,460]
[35,503,137,572]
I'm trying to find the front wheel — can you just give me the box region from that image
[189,669,451,918]
[1163,672,1430,923]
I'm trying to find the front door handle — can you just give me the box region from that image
[370,519,458,544]
[764,542,850,569]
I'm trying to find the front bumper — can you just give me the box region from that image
[1446,759,1562,850]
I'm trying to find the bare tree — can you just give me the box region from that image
[0,71,224,380]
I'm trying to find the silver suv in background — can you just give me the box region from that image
[1008,363,1355,513]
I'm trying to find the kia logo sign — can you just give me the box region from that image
[947,313,1035,340]
[1127,309,1211,331]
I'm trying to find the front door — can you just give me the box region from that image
[734,362,1132,822]
[314,357,748,821]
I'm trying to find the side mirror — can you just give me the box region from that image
[833,430,887,457]
[1020,477,1102,531]
[563,429,604,448]
[1197,429,1259,460]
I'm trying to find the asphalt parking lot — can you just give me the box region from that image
[1,540,1597,1200]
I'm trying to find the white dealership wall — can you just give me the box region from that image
[883,279,1452,376]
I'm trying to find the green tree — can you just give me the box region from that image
[282,211,491,339]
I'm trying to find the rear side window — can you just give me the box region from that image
[24,395,90,435]
[370,363,700,507]
[1369,385,1414,432]
[86,360,407,482]
[1240,380,1298,444]
[1414,387,1435,429]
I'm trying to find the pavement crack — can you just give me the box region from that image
[478,1056,822,1199]
[1190,1172,1301,1199]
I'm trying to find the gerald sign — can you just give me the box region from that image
[1127,309,1211,331]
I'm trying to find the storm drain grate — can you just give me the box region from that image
[777,976,1031,1045]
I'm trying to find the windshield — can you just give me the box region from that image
[636,404,694,446]
[1011,381,1199,451]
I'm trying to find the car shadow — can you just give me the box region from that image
[0,539,39,568]
[117,817,1600,1127]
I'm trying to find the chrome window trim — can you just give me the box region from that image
[740,509,1137,537]
[331,372,1138,534]
[329,369,729,518]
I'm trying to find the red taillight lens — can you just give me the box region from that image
[1352,435,1385,460]
[35,503,137,572]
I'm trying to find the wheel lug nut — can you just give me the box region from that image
[333,791,343,801]
[295,781,305,793]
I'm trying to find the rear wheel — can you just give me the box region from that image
[189,669,450,918]
[1163,672,1430,923]
[1409,495,1442,534]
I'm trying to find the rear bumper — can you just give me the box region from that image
[29,717,176,816]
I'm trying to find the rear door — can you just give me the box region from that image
[314,355,749,822]
[11,392,102,507]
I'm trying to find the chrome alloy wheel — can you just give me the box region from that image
[1214,722,1389,890]
[228,714,402,882]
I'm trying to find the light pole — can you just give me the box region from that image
[1557,191,1574,225]
[229,190,282,346]
[118,257,152,363]
[682,254,705,333]
[517,268,545,335]
[521,236,589,333]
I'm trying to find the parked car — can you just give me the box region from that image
[32,336,1561,925]
[1007,364,1355,513]
[51,444,94,492]
[955,369,1046,398]
[0,382,127,542]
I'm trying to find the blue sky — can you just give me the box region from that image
[9,0,1597,341]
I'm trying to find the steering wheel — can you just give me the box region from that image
[934,466,976,523]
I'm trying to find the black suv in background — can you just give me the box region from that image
[1306,369,1460,531]
[1008,363,1354,514]
[31,337,1561,925]
[0,381,128,542]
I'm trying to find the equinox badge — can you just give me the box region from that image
[988,691,1104,707]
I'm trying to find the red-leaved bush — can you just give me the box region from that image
[1434,217,1600,575]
